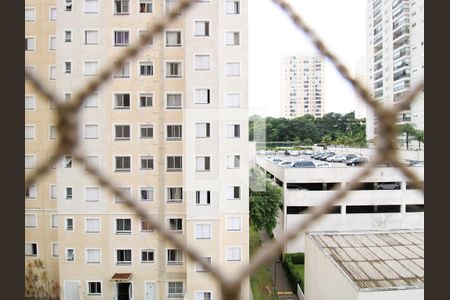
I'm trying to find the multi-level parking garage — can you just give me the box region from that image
[255,156,424,253]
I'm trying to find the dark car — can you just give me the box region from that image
[346,157,368,166]
[292,160,316,168]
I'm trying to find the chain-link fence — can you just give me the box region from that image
[25,0,424,299]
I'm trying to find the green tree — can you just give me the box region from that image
[249,168,283,235]
[413,129,424,150]
[397,124,417,150]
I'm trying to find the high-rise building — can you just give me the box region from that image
[280,54,325,118]
[25,1,249,299]
[366,0,424,142]
[354,56,369,120]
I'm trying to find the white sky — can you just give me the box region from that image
[249,0,368,117]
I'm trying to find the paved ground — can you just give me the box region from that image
[258,230,299,300]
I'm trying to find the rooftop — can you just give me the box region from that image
[308,230,424,291]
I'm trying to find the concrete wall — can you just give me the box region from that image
[358,288,424,300]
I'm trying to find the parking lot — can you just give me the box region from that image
[259,154,355,168]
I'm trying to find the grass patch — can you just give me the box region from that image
[249,224,279,300]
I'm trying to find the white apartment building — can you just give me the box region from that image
[255,156,424,253]
[354,56,369,120]
[366,0,424,141]
[280,54,325,118]
[25,1,249,299]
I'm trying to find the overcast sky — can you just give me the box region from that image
[248,0,368,117]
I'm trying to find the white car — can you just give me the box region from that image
[304,150,313,155]
[279,161,294,167]
[288,150,300,156]
[326,155,339,162]
[315,162,332,168]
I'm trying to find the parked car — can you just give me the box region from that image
[271,157,283,163]
[331,154,357,163]
[320,152,336,161]
[346,157,368,166]
[279,161,294,167]
[276,150,285,155]
[377,182,401,190]
[315,162,332,168]
[304,150,313,155]
[326,155,339,162]
[292,160,316,168]
[409,160,424,167]
[288,150,300,156]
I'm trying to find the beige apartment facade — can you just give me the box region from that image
[25,0,249,299]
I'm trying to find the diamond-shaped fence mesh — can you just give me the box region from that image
[25,0,424,299]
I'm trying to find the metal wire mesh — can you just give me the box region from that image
[25,0,424,299]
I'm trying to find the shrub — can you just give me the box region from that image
[282,253,305,292]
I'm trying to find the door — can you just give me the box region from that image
[64,281,79,300]
[145,282,155,300]
[117,282,132,300]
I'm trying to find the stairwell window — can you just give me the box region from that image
[65,187,73,200]
[66,248,75,261]
[64,61,72,74]
[114,0,129,15]
[64,30,72,42]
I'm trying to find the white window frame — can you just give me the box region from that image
[195,291,213,300]
[166,186,183,203]
[139,124,154,139]
[140,248,155,263]
[166,124,182,141]
[84,0,99,14]
[64,30,72,42]
[85,217,101,233]
[166,155,182,172]
[26,184,37,199]
[25,213,37,228]
[225,31,240,46]
[167,281,184,298]
[25,242,38,256]
[64,187,73,200]
[196,156,211,172]
[166,248,183,265]
[138,61,154,76]
[84,29,99,45]
[114,186,132,204]
[138,92,154,108]
[114,61,131,78]
[225,93,241,108]
[226,216,242,232]
[140,155,154,170]
[25,7,36,22]
[25,154,36,169]
[25,95,36,110]
[49,65,56,80]
[116,248,132,265]
[167,218,183,233]
[50,184,57,199]
[195,122,211,139]
[85,248,101,264]
[49,7,57,21]
[66,248,75,262]
[113,0,130,15]
[86,281,102,296]
[114,156,131,172]
[226,124,241,138]
[25,36,36,51]
[195,190,211,206]
[25,124,35,140]
[114,124,131,141]
[195,223,212,240]
[226,246,242,261]
[51,243,59,257]
[64,61,72,74]
[194,54,211,71]
[140,219,155,232]
[165,92,183,109]
[51,214,58,228]
[84,124,100,139]
[226,62,241,77]
[165,29,182,47]
[165,61,183,78]
[139,186,155,201]
[113,92,131,109]
[49,124,57,139]
[84,186,100,202]
[83,61,98,76]
[194,20,210,37]
[139,0,153,13]
[225,186,241,200]
[226,154,241,169]
[194,88,211,104]
[113,30,130,46]
[49,36,56,51]
[115,218,132,235]
[226,0,240,15]
[85,155,100,170]
[84,93,99,108]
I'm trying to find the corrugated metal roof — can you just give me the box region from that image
[309,231,424,291]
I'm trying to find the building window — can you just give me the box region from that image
[84,61,98,76]
[139,61,154,75]
[196,292,212,300]
[116,249,132,265]
[196,156,210,172]
[226,0,240,14]
[226,216,241,231]
[166,93,182,109]
[167,156,182,172]
[25,155,36,169]
[194,55,210,71]
[167,249,183,265]
[87,281,102,295]
[49,65,56,80]
[139,93,153,107]
[195,224,211,239]
[85,0,99,13]
[140,0,153,13]
[227,155,241,169]
[194,89,210,104]
[167,125,182,141]
[194,21,210,36]
[115,156,131,172]
[226,247,241,261]
[196,257,212,272]
[50,185,57,199]
[141,249,155,262]
[84,93,99,108]
[25,125,35,139]
[25,243,38,256]
[114,30,129,46]
[25,37,35,51]
[113,61,130,78]
[166,62,182,78]
[140,156,154,170]
[84,30,98,45]
[25,184,37,199]
[115,125,130,140]
[166,30,182,46]
[84,124,99,139]
[168,282,184,298]
[65,218,74,231]
[25,8,36,21]
[25,214,37,228]
[85,155,100,170]
[115,187,131,203]
[141,220,155,231]
[52,243,59,257]
[85,187,100,202]
[51,214,58,228]
[140,124,154,139]
[138,30,153,45]
[25,95,35,110]
[86,249,101,264]
[49,125,56,140]
[64,61,72,74]
[114,0,130,15]
[167,187,183,203]
[226,186,240,200]
[65,187,73,200]
[116,219,131,234]
[63,156,72,168]
[226,31,240,46]
[226,124,240,138]
[168,218,183,232]
[114,93,131,109]
[64,0,73,11]
[85,218,100,233]
[140,187,154,201]
[66,248,75,261]
[226,93,240,107]
[226,62,240,77]
[64,30,72,42]
[195,123,210,138]
[49,7,57,21]
[196,191,211,205]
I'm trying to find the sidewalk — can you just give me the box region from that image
[258,230,299,300]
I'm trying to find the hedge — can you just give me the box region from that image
[282,253,305,292]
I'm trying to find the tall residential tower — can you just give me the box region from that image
[25,1,249,299]
[280,54,325,118]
